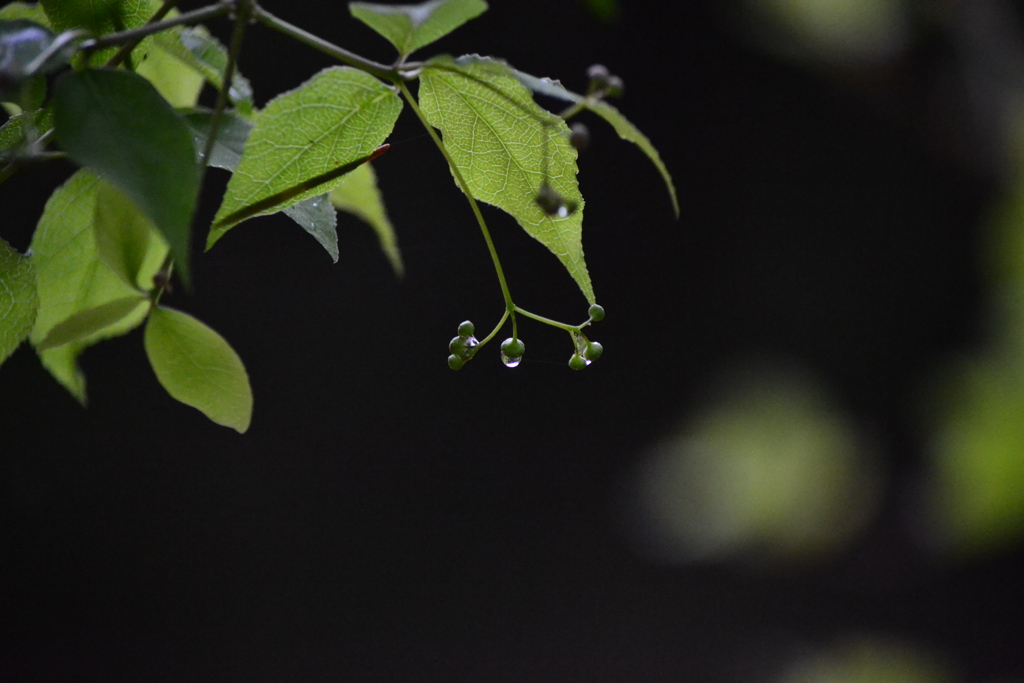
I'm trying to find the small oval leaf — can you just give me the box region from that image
[144,306,252,433]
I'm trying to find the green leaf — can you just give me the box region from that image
[208,66,402,249]
[36,295,148,351]
[144,305,252,433]
[183,109,251,170]
[419,55,594,302]
[282,193,338,262]
[53,68,200,287]
[513,68,679,217]
[0,107,53,160]
[185,110,343,262]
[152,27,254,115]
[29,170,161,402]
[93,182,169,289]
[0,3,51,25]
[350,0,487,57]
[136,33,204,108]
[0,237,38,365]
[39,0,155,64]
[330,162,403,276]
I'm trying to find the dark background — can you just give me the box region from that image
[2,0,1022,680]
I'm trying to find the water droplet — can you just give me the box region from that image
[311,201,319,208]
[501,350,521,368]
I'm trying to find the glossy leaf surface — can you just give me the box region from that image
[144,306,252,433]
[185,110,340,261]
[350,0,487,57]
[53,68,200,286]
[0,237,37,365]
[40,0,155,64]
[419,55,593,302]
[208,66,401,248]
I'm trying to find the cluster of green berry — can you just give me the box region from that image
[447,304,605,371]
[447,320,479,371]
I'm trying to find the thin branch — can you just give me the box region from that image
[253,6,397,83]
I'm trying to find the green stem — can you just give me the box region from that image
[397,80,516,315]
[81,2,231,54]
[199,1,249,169]
[104,0,182,69]
[253,6,396,82]
[514,306,581,332]
[479,309,511,347]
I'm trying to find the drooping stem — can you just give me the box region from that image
[397,80,516,315]
[514,306,582,333]
[254,6,396,82]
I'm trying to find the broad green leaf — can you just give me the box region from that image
[136,33,204,108]
[185,110,342,262]
[36,295,147,351]
[152,27,254,115]
[0,237,38,365]
[53,68,200,286]
[39,0,156,65]
[93,182,169,289]
[144,306,252,433]
[0,2,50,24]
[419,55,594,302]
[208,66,402,249]
[350,0,487,57]
[29,170,161,402]
[513,68,679,217]
[330,162,403,276]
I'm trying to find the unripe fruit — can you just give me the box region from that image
[448,354,465,371]
[587,64,610,90]
[449,336,467,355]
[604,75,624,98]
[501,337,525,358]
[588,304,605,322]
[584,341,603,361]
[458,320,475,337]
[569,123,590,152]
[568,353,588,371]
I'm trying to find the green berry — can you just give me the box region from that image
[604,75,624,98]
[588,304,605,322]
[584,341,603,362]
[587,64,610,91]
[568,353,588,371]
[448,354,465,371]
[458,320,475,337]
[449,336,467,355]
[501,337,525,358]
[569,123,590,152]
